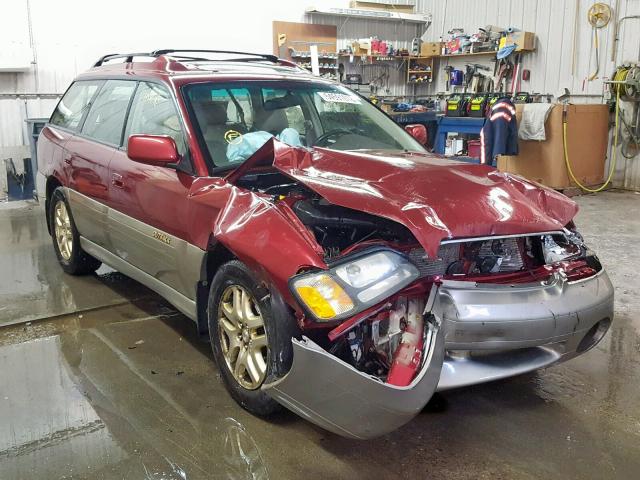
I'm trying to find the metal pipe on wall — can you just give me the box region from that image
[611,15,640,64]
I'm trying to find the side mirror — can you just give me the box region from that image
[127,135,179,166]
[404,124,428,145]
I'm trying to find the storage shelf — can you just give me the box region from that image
[306,7,431,24]
[291,53,338,59]
[438,51,497,58]
[408,70,432,74]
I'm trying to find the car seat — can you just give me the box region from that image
[254,109,289,136]
[192,100,233,166]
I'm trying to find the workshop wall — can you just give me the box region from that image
[307,12,427,97]
[1,0,639,190]
[417,0,640,190]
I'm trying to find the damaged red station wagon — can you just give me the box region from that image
[37,50,614,439]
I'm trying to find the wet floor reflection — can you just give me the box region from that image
[0,203,154,326]
[0,295,639,480]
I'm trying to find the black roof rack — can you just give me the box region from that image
[93,53,155,67]
[93,49,280,67]
[152,49,280,63]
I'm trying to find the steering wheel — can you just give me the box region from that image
[313,128,353,147]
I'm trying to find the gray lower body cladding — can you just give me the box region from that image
[264,270,614,438]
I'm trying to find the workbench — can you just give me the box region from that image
[434,116,486,154]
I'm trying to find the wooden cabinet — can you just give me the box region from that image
[407,57,433,84]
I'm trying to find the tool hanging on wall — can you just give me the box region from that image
[609,65,640,158]
[464,64,491,93]
[495,58,513,92]
[587,2,612,82]
[444,65,455,90]
[511,53,523,95]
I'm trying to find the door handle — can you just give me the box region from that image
[111,173,124,189]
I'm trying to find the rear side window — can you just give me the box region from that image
[124,82,186,155]
[81,80,137,145]
[50,81,102,130]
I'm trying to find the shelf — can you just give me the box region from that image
[299,65,339,70]
[338,54,402,60]
[305,7,431,24]
[438,51,497,58]
[291,53,338,59]
[408,70,432,74]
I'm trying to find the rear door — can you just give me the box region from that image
[44,80,102,211]
[107,81,199,300]
[64,80,137,248]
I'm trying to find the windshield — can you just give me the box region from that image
[183,81,425,168]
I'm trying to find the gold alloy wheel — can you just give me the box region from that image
[217,285,269,390]
[54,200,73,261]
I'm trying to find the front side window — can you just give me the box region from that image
[81,80,136,145]
[184,81,424,169]
[124,82,186,155]
[50,81,102,130]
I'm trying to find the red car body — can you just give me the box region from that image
[37,52,613,439]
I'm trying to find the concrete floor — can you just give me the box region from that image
[0,190,639,479]
[0,201,152,327]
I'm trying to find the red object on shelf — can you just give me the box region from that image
[467,139,481,159]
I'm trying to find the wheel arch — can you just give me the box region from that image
[44,176,64,234]
[195,240,300,351]
[195,241,237,338]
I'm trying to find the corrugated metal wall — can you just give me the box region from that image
[307,10,426,96]
[1,0,639,190]
[317,0,640,190]
[413,0,640,190]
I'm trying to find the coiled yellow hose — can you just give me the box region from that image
[563,74,621,193]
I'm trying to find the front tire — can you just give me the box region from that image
[208,260,298,416]
[49,188,101,275]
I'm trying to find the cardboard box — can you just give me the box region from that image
[500,31,536,52]
[497,104,609,189]
[420,42,442,57]
[351,39,371,56]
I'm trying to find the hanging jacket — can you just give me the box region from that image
[480,97,518,166]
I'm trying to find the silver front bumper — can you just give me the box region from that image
[264,270,613,439]
[437,269,614,390]
[262,320,444,440]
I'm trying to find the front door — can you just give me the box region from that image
[108,81,200,300]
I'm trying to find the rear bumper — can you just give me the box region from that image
[437,269,614,390]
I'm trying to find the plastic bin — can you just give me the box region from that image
[467,139,481,159]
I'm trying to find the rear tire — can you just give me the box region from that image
[208,260,299,416]
[49,188,101,275]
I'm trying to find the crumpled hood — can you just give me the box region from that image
[230,139,579,258]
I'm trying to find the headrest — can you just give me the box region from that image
[193,101,228,125]
[256,109,288,133]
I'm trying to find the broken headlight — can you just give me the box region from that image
[542,232,583,263]
[290,249,420,322]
